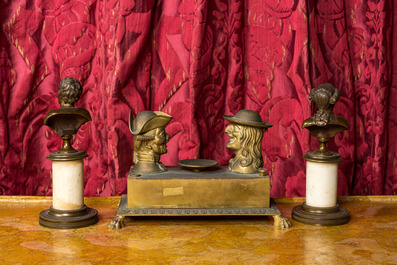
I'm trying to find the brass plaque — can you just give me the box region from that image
[127,167,270,209]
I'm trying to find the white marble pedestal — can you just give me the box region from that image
[292,159,350,226]
[306,161,338,208]
[39,155,98,229]
[53,160,85,210]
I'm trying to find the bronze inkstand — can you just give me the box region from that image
[39,77,98,229]
[292,83,350,226]
[109,109,291,229]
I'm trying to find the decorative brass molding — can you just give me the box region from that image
[129,110,172,174]
[109,195,291,229]
[43,77,91,161]
[302,84,350,162]
[224,109,272,174]
[121,207,277,215]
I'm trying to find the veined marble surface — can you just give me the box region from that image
[52,160,84,210]
[0,196,396,264]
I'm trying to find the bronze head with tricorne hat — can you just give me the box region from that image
[129,110,173,174]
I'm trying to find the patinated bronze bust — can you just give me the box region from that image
[43,77,91,159]
[224,109,272,174]
[303,83,350,161]
[292,83,351,226]
[40,77,98,229]
[129,110,172,174]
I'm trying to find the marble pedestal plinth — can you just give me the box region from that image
[306,161,338,208]
[53,160,84,210]
[292,160,350,226]
[39,158,98,229]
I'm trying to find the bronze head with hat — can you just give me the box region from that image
[129,110,172,174]
[224,109,272,174]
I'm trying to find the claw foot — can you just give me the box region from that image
[108,216,125,229]
[273,214,291,228]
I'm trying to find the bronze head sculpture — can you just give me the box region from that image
[308,83,340,126]
[303,83,350,161]
[129,110,172,174]
[224,109,272,174]
[57,77,83,107]
[43,77,91,160]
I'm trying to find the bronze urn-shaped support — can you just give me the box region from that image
[292,83,350,226]
[39,77,98,229]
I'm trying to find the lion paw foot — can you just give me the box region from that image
[274,215,291,228]
[108,216,125,229]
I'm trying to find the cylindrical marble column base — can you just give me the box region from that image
[292,202,350,226]
[39,205,98,229]
[306,161,338,207]
[52,159,85,211]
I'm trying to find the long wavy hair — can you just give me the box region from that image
[236,124,264,169]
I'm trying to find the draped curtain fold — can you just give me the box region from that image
[0,0,396,196]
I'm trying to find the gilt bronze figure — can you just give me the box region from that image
[109,109,291,229]
[129,110,172,174]
[224,109,272,174]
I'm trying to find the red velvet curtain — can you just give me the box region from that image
[0,0,396,197]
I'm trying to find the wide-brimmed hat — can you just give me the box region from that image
[129,110,173,135]
[224,109,272,128]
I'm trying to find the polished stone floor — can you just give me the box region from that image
[0,196,396,264]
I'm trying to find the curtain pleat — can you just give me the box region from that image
[0,0,395,196]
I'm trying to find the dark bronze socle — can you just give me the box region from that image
[39,77,98,229]
[292,83,350,226]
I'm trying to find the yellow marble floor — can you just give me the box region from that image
[0,196,396,265]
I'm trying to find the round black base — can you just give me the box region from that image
[39,205,98,229]
[292,202,350,226]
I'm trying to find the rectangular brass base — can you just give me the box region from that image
[127,167,270,209]
[109,167,291,229]
[109,195,290,229]
[117,194,280,216]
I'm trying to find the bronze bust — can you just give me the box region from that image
[43,77,91,160]
[224,109,272,174]
[40,77,98,229]
[303,83,350,161]
[129,110,172,174]
[291,83,351,226]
